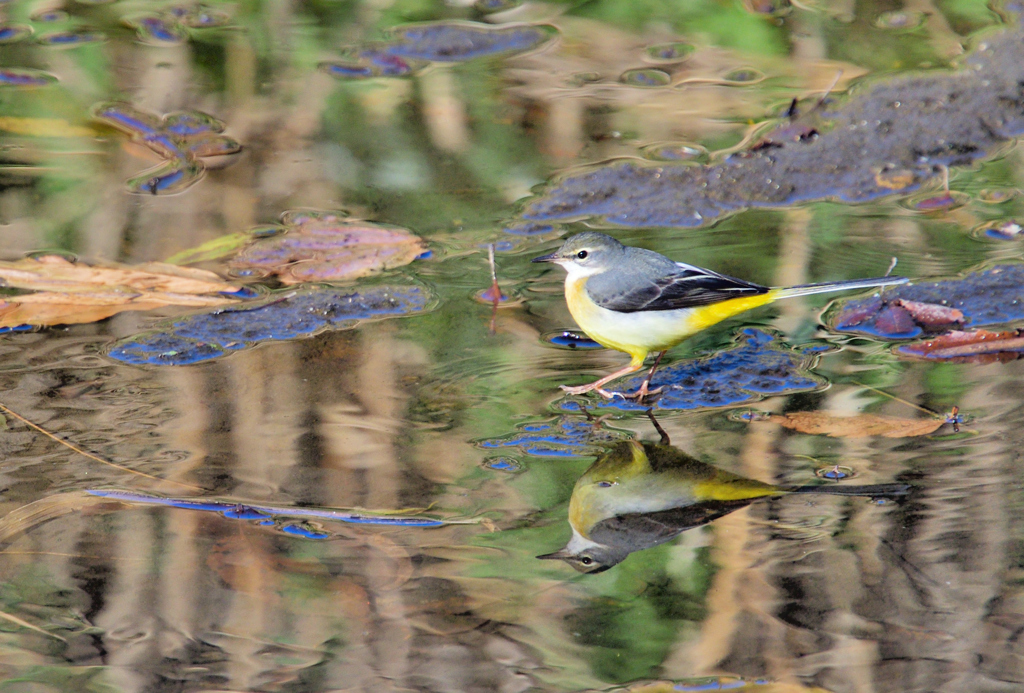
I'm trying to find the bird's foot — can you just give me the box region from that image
[559,384,624,399]
[619,384,664,401]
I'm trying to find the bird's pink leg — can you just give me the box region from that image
[622,350,666,400]
[560,362,643,399]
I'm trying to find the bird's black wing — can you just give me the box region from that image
[589,498,757,552]
[587,263,769,313]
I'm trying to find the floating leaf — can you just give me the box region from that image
[0,68,57,88]
[519,28,1024,228]
[559,329,827,412]
[974,219,1023,240]
[125,157,205,195]
[321,21,558,79]
[383,21,558,62]
[765,411,945,438]
[37,28,105,46]
[473,0,522,13]
[899,190,970,212]
[640,142,707,162]
[29,9,67,22]
[744,0,791,16]
[0,256,240,328]
[875,10,925,30]
[544,330,603,349]
[475,416,629,458]
[93,102,240,195]
[644,42,694,63]
[721,67,766,84]
[620,68,671,87]
[108,284,432,366]
[831,264,1024,339]
[165,232,251,265]
[227,215,426,284]
[897,329,1024,363]
[123,13,189,45]
[0,24,32,43]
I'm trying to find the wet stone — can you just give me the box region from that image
[559,329,826,412]
[519,26,1024,227]
[108,285,432,366]
[830,264,1024,339]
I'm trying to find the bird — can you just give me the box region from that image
[532,232,908,399]
[537,439,910,573]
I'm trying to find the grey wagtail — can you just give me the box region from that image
[532,232,907,399]
[538,440,910,573]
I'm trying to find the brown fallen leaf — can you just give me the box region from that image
[0,255,240,328]
[898,328,1024,362]
[894,298,963,326]
[0,256,239,294]
[769,411,945,438]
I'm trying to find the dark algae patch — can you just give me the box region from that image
[559,330,826,412]
[520,26,1024,227]
[320,21,558,79]
[108,285,432,366]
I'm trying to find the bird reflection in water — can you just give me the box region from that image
[538,419,909,573]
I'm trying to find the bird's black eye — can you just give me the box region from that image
[576,250,589,260]
[580,556,594,565]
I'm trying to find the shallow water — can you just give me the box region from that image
[2,1,1024,692]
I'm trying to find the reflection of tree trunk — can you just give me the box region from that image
[92,510,159,693]
[544,97,585,164]
[225,344,306,498]
[665,209,813,681]
[420,67,470,154]
[316,323,413,686]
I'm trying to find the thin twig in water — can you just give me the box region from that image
[849,381,954,421]
[487,243,501,335]
[0,401,202,491]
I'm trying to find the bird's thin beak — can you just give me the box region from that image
[536,549,572,560]
[531,252,560,264]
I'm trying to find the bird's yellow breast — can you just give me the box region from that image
[565,276,778,364]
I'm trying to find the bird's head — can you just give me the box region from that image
[532,232,625,279]
[536,543,629,574]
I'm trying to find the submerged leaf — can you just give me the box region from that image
[228,217,426,284]
[897,329,1024,363]
[768,411,945,438]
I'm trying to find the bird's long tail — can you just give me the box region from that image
[786,483,911,498]
[772,276,908,299]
